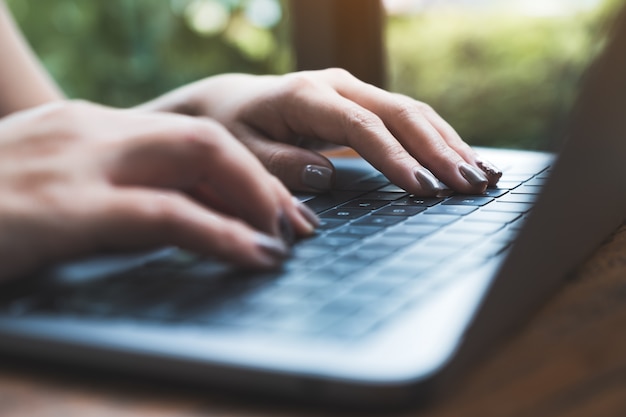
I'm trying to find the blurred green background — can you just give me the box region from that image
[6,0,620,150]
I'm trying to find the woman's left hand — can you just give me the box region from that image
[139,69,501,196]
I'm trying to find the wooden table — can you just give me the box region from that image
[1,225,626,417]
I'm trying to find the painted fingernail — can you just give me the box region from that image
[436,187,454,198]
[301,164,334,191]
[294,197,320,228]
[475,156,503,186]
[278,212,296,246]
[459,162,489,189]
[254,232,290,266]
[413,167,442,196]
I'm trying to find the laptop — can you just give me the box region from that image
[1,8,626,408]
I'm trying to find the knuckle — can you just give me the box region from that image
[382,145,414,169]
[31,100,97,143]
[393,99,427,123]
[176,120,227,157]
[344,107,382,132]
[322,67,352,80]
[415,101,434,114]
[39,100,74,121]
[140,193,184,236]
[281,73,319,96]
[52,99,93,119]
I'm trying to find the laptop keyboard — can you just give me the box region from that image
[0,164,551,341]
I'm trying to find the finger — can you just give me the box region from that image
[317,69,489,193]
[234,126,336,192]
[190,181,319,239]
[100,114,314,239]
[88,188,291,269]
[265,78,441,196]
[417,103,502,186]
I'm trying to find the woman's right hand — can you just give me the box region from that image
[0,101,317,282]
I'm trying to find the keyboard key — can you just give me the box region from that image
[425,205,478,215]
[332,253,377,267]
[340,179,389,192]
[365,235,419,247]
[374,206,426,216]
[384,223,440,237]
[312,263,359,278]
[442,196,494,206]
[405,214,459,225]
[349,281,399,298]
[495,181,522,189]
[482,202,533,213]
[301,236,361,248]
[340,199,389,210]
[426,233,482,248]
[320,208,369,220]
[399,245,458,262]
[303,270,352,284]
[466,211,522,223]
[360,191,407,201]
[524,178,547,186]
[354,244,398,257]
[292,245,333,259]
[377,261,437,278]
[482,188,509,198]
[343,247,394,261]
[497,194,537,204]
[445,221,504,235]
[471,242,511,259]
[491,228,519,244]
[305,191,363,213]
[376,184,408,193]
[500,174,536,182]
[352,215,406,227]
[390,196,444,207]
[509,216,528,230]
[317,218,348,231]
[510,185,543,195]
[318,298,364,318]
[330,225,384,237]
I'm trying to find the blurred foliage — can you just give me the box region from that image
[6,0,293,107]
[386,0,621,150]
[6,0,622,149]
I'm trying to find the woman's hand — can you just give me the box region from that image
[0,101,318,282]
[139,68,502,195]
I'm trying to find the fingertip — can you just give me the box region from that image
[278,211,296,246]
[475,156,503,187]
[413,167,442,197]
[458,162,489,193]
[291,197,320,236]
[301,163,334,191]
[252,231,291,268]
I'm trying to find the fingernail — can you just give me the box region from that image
[459,162,489,189]
[254,232,290,266]
[475,156,503,186]
[301,164,333,191]
[278,212,296,246]
[436,187,454,198]
[413,167,442,196]
[293,197,320,228]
